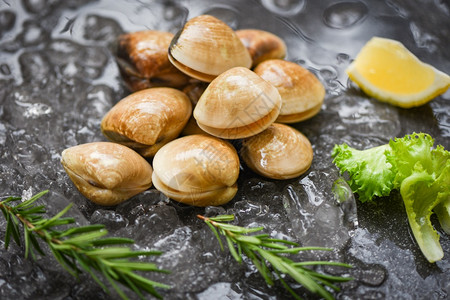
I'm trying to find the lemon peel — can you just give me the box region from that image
[346,37,450,108]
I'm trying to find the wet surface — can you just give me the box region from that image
[0,0,449,299]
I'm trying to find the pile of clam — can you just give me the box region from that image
[61,15,325,207]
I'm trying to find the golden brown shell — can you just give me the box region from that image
[193,67,281,139]
[254,59,325,123]
[236,29,287,67]
[168,15,252,82]
[152,135,240,206]
[61,142,153,206]
[240,123,313,179]
[101,87,192,157]
[116,30,189,91]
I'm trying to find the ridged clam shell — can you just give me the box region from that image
[61,142,153,206]
[116,30,189,91]
[152,135,240,206]
[241,123,313,179]
[168,15,252,82]
[101,87,192,157]
[236,29,287,67]
[193,67,281,139]
[254,59,325,123]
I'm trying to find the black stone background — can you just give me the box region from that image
[0,0,449,299]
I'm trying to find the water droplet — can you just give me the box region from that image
[261,0,305,17]
[319,66,338,81]
[83,14,123,45]
[164,3,187,21]
[336,53,350,64]
[46,39,81,68]
[22,0,47,14]
[323,1,368,29]
[18,51,53,84]
[202,5,240,30]
[77,46,108,69]
[162,2,188,32]
[0,64,11,76]
[0,10,16,36]
[20,21,47,46]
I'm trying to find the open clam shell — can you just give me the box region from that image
[168,15,252,82]
[240,123,313,179]
[101,87,192,157]
[254,59,325,123]
[152,134,240,206]
[61,142,153,206]
[193,67,282,139]
[116,30,189,91]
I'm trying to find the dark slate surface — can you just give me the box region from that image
[0,0,449,299]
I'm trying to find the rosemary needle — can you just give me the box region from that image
[0,190,170,300]
[198,214,353,300]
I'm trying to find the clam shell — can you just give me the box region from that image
[236,29,287,67]
[168,15,252,82]
[152,135,240,206]
[61,142,153,206]
[101,87,192,157]
[193,67,281,139]
[254,59,325,123]
[116,30,189,91]
[241,123,313,179]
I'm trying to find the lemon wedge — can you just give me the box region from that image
[346,37,450,108]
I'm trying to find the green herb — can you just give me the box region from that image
[332,132,450,263]
[198,214,352,300]
[0,190,170,300]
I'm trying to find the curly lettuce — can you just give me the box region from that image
[332,133,450,263]
[331,143,394,202]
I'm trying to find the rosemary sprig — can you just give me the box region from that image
[0,190,170,300]
[198,214,353,300]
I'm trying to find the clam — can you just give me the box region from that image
[61,142,153,206]
[236,29,287,67]
[152,134,240,206]
[116,30,189,91]
[193,67,282,139]
[240,123,313,179]
[254,59,325,123]
[168,15,252,82]
[101,87,192,157]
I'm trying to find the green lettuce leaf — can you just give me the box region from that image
[400,162,449,262]
[435,198,450,234]
[387,133,436,186]
[332,133,450,263]
[331,143,394,202]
